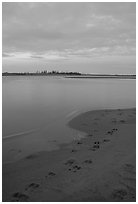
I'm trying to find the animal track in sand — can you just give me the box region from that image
[45,171,56,178]
[94,141,100,144]
[11,183,40,201]
[83,159,93,164]
[68,165,82,173]
[11,192,29,202]
[64,158,82,172]
[25,183,40,191]
[89,142,100,151]
[93,141,100,149]
[48,171,56,176]
[106,128,118,135]
[89,138,111,151]
[25,154,38,160]
[64,158,76,166]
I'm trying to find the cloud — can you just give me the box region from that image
[3,45,135,62]
[2,52,14,58]
[2,2,136,73]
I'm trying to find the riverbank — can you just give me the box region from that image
[2,73,136,79]
[3,108,136,201]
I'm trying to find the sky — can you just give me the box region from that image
[2,2,136,74]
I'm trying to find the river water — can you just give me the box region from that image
[2,76,136,162]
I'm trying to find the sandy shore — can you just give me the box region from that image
[3,108,136,202]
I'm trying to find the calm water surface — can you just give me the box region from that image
[3,76,136,162]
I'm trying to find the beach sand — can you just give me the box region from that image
[3,108,136,202]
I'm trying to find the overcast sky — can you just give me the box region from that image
[2,2,136,74]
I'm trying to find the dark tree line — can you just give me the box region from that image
[2,70,82,76]
[2,71,136,79]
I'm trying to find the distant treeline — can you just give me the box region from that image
[2,71,136,79]
[2,71,82,76]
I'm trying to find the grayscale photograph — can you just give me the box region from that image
[2,2,136,202]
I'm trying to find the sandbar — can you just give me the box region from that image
[3,108,136,201]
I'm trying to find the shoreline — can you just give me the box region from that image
[65,76,136,79]
[2,75,136,79]
[3,108,136,201]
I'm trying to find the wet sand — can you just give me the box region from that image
[3,108,136,202]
